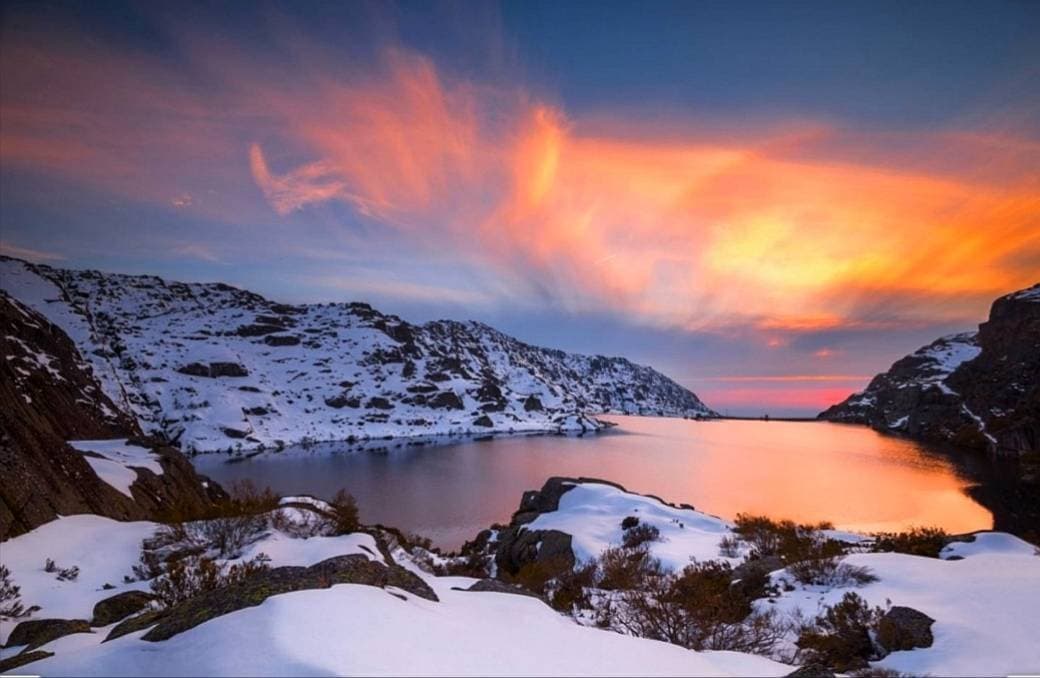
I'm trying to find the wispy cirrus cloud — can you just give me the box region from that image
[0,240,67,263]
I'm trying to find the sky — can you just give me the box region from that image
[1,0,1038,416]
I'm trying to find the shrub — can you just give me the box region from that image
[504,556,574,596]
[871,527,948,558]
[789,555,878,587]
[718,534,741,558]
[733,514,842,563]
[598,546,664,591]
[548,561,599,612]
[43,558,79,581]
[610,560,788,654]
[0,565,34,620]
[796,591,884,672]
[151,552,271,608]
[620,516,640,530]
[330,489,361,534]
[622,523,661,549]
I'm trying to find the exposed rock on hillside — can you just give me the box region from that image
[0,292,223,539]
[1,257,716,454]
[820,283,1040,457]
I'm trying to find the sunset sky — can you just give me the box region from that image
[2,0,1038,415]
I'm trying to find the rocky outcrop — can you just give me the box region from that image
[0,256,716,455]
[90,590,157,627]
[820,283,1040,457]
[877,606,935,652]
[0,293,224,539]
[4,618,92,650]
[106,554,437,643]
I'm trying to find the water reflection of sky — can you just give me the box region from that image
[198,416,993,549]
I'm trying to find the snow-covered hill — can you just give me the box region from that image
[0,257,715,454]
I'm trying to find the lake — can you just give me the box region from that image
[196,416,996,549]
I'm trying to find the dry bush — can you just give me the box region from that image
[330,489,361,534]
[718,534,741,558]
[871,527,948,558]
[0,565,35,620]
[796,591,884,672]
[609,560,787,654]
[598,546,665,591]
[733,514,842,563]
[504,556,574,595]
[620,516,640,530]
[789,555,878,587]
[151,553,271,608]
[43,558,79,581]
[622,523,661,549]
[547,561,599,612]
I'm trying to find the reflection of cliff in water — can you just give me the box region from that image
[926,438,1040,544]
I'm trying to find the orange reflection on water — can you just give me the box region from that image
[597,416,992,535]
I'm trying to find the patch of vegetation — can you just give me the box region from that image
[43,558,80,581]
[610,560,787,654]
[718,534,741,558]
[622,523,661,549]
[151,553,272,608]
[329,489,360,534]
[796,591,885,672]
[0,564,36,620]
[871,527,949,558]
[598,545,665,591]
[733,514,841,563]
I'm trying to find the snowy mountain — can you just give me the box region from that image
[820,283,1040,456]
[0,257,715,454]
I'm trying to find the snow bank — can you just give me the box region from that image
[0,515,156,644]
[526,482,742,569]
[68,440,164,498]
[25,582,791,677]
[765,533,1040,677]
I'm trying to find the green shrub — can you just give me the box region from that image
[330,489,361,534]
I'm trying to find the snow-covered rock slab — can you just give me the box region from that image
[69,440,164,498]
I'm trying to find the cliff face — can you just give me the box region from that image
[820,284,1040,457]
[1,292,222,539]
[0,257,715,455]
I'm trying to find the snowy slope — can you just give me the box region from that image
[0,257,715,454]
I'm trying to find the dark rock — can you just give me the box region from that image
[263,334,300,347]
[461,578,546,601]
[877,606,935,653]
[494,528,575,576]
[428,391,463,410]
[208,362,249,378]
[176,362,210,377]
[0,649,54,672]
[366,397,394,410]
[91,590,156,627]
[5,618,92,650]
[473,415,494,427]
[324,395,360,409]
[523,395,544,412]
[221,427,250,439]
[138,555,437,642]
[105,609,166,642]
[234,323,284,337]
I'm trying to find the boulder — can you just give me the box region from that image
[0,650,54,673]
[5,618,92,650]
[263,334,300,347]
[785,664,836,677]
[877,605,935,652]
[461,579,546,601]
[91,590,156,627]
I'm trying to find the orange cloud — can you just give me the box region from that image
[3,29,1037,335]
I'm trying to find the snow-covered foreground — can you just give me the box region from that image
[2,483,1038,676]
[0,515,788,677]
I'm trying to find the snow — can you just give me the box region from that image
[69,440,164,498]
[765,536,1040,677]
[236,531,385,569]
[24,581,791,677]
[0,257,715,455]
[1008,284,1040,302]
[525,482,743,569]
[0,515,156,644]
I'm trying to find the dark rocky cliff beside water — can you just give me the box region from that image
[820,284,1040,459]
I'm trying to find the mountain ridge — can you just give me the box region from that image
[0,256,716,455]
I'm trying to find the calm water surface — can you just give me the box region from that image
[196,416,994,549]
